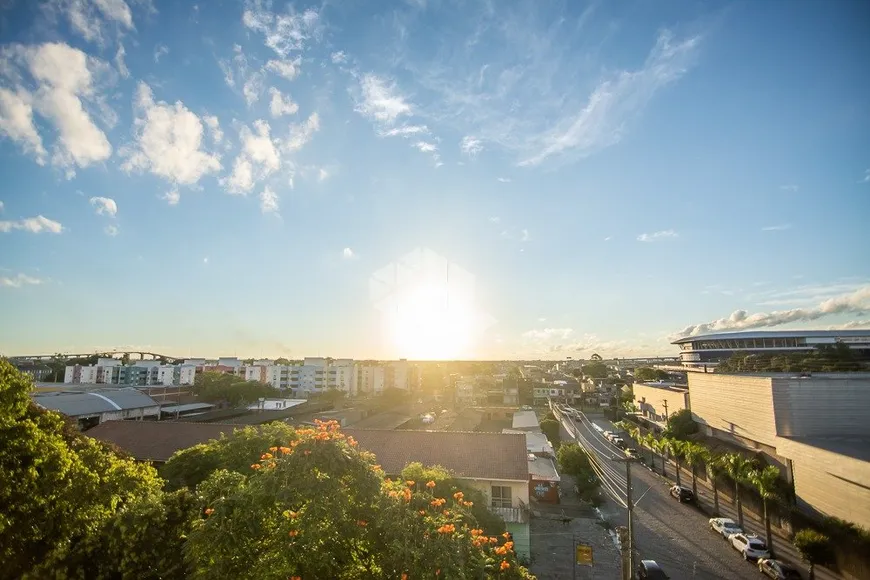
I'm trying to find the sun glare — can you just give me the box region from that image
[387,283,476,359]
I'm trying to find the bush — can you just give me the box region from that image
[664,408,698,440]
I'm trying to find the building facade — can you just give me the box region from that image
[672,330,870,367]
[687,372,870,528]
[632,382,689,426]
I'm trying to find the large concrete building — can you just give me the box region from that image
[687,372,870,528]
[632,381,689,428]
[672,329,870,368]
[32,388,161,429]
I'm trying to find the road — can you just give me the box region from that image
[555,406,769,580]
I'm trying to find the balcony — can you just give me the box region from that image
[489,500,529,524]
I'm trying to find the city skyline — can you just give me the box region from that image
[1,0,869,360]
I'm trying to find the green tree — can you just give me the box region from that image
[581,361,608,379]
[793,529,833,580]
[702,449,724,517]
[0,360,166,578]
[161,423,299,490]
[663,408,698,440]
[722,453,756,528]
[539,417,561,449]
[666,438,686,487]
[184,421,533,579]
[193,371,279,407]
[751,465,781,553]
[274,357,292,365]
[682,442,706,500]
[556,443,599,505]
[633,367,669,382]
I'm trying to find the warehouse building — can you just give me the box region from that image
[31,388,161,430]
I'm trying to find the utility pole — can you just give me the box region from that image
[662,399,669,426]
[612,456,637,580]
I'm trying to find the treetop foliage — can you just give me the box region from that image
[193,371,280,406]
[716,343,863,373]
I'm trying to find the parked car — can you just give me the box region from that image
[758,558,802,579]
[625,448,639,458]
[613,437,627,449]
[709,517,743,539]
[636,560,669,579]
[669,485,694,503]
[729,533,771,561]
[602,430,613,440]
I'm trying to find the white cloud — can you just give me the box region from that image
[829,320,870,330]
[355,74,412,125]
[203,256,209,264]
[162,189,180,205]
[269,87,298,117]
[604,236,612,241]
[0,87,47,164]
[413,141,437,153]
[115,44,129,78]
[460,136,483,157]
[203,114,223,144]
[1,42,113,175]
[259,185,279,214]
[0,215,64,233]
[779,184,799,192]
[861,169,870,183]
[265,57,301,81]
[672,285,870,338]
[342,247,356,259]
[523,327,574,341]
[378,124,429,138]
[121,82,221,186]
[243,73,265,106]
[520,229,530,242]
[0,201,3,212]
[224,119,280,194]
[50,0,135,44]
[761,224,792,232]
[242,1,320,59]
[104,224,119,236]
[515,32,700,166]
[153,44,169,63]
[331,51,347,64]
[0,272,44,288]
[89,196,117,216]
[285,112,320,152]
[637,229,678,242]
[496,177,511,183]
[489,216,500,223]
[318,168,329,181]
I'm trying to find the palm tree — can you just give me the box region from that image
[722,453,756,528]
[667,439,685,487]
[702,450,724,517]
[651,437,667,477]
[682,442,705,499]
[751,465,781,553]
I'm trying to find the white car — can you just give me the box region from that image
[709,517,743,539]
[602,430,614,440]
[729,533,771,561]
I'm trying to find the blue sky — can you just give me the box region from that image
[1,0,868,360]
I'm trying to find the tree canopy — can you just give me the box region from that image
[663,408,698,440]
[580,361,608,379]
[193,371,280,406]
[716,344,862,373]
[633,367,669,382]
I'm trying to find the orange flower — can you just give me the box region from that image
[401,574,408,580]
[288,530,299,537]
[418,510,426,516]
[389,490,399,499]
[406,480,415,487]
[500,561,510,571]
[429,498,446,507]
[403,488,412,502]
[304,450,311,456]
[204,508,214,516]
[348,437,358,447]
[290,577,301,580]
[442,510,450,516]
[357,520,368,527]
[251,463,262,470]
[504,541,514,551]
[279,446,292,454]
[269,446,278,452]
[470,529,483,537]
[463,501,474,508]
[453,491,464,501]
[502,532,511,539]
[426,480,436,488]
[489,537,498,544]
[372,465,382,471]
[436,524,455,534]
[495,546,508,555]
[284,510,299,519]
[261,453,273,460]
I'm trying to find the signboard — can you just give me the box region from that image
[575,543,593,565]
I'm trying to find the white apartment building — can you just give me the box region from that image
[356,364,386,395]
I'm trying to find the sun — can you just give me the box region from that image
[386,283,475,359]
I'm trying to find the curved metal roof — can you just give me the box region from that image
[671,329,870,344]
[32,388,159,417]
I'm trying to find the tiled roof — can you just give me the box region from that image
[86,420,239,462]
[345,429,529,481]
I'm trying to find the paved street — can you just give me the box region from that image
[555,409,825,580]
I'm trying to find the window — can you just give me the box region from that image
[491,485,512,508]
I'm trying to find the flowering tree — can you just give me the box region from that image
[185,420,535,579]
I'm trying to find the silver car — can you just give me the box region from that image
[709,517,743,539]
[729,533,771,561]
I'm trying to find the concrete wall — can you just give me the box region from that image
[688,374,779,447]
[772,377,870,437]
[777,437,870,529]
[632,383,689,423]
[465,479,530,510]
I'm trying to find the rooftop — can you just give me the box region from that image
[527,456,560,481]
[672,329,870,345]
[634,381,689,392]
[345,429,529,482]
[86,421,240,462]
[32,388,160,417]
[511,410,540,430]
[778,436,870,462]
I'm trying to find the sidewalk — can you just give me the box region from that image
[649,456,841,580]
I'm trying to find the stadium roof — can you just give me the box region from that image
[32,388,159,417]
[672,329,870,345]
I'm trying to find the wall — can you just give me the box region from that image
[464,479,530,510]
[632,383,688,423]
[772,377,870,437]
[776,437,870,529]
[688,374,779,447]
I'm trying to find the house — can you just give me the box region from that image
[502,429,554,458]
[511,410,540,431]
[527,454,561,503]
[344,429,532,559]
[86,421,533,559]
[31,388,161,430]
